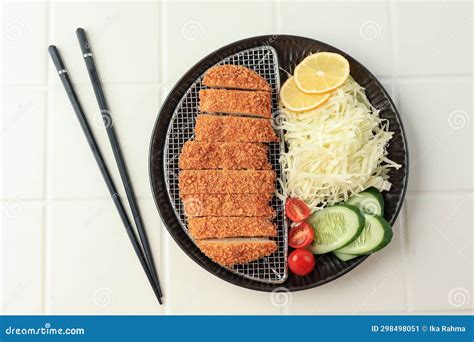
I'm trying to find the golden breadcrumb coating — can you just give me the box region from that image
[194,114,278,143]
[196,239,277,266]
[178,141,271,170]
[179,170,275,195]
[202,65,271,92]
[182,193,274,217]
[188,217,277,239]
[199,89,271,119]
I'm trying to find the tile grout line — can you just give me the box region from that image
[163,225,171,315]
[399,204,413,312]
[405,189,474,197]
[2,189,472,204]
[0,197,156,203]
[273,0,281,35]
[388,0,411,314]
[389,74,474,82]
[387,0,397,86]
[273,0,287,316]
[1,81,168,88]
[159,0,168,86]
[159,0,170,314]
[40,0,52,315]
[2,74,473,90]
[388,0,400,81]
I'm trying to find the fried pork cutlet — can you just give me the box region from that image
[179,170,275,195]
[194,114,278,143]
[200,89,271,119]
[188,217,277,239]
[202,65,271,92]
[182,193,274,217]
[178,141,271,170]
[196,238,277,266]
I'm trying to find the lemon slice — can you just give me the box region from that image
[294,52,350,94]
[280,77,331,112]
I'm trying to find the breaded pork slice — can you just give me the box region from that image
[200,89,271,118]
[194,114,278,143]
[202,65,271,92]
[188,217,277,239]
[196,238,277,266]
[179,170,275,195]
[182,193,274,217]
[179,141,271,170]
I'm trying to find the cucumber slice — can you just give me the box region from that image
[335,214,393,255]
[308,204,365,254]
[334,252,359,262]
[346,187,384,216]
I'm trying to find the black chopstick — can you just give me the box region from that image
[75,28,163,300]
[48,45,162,305]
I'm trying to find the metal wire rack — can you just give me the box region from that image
[163,46,288,284]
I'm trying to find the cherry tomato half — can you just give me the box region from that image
[288,222,315,249]
[285,198,311,222]
[288,248,315,276]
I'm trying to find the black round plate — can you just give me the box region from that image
[149,35,409,292]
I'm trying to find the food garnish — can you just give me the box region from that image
[333,188,393,259]
[335,213,392,255]
[288,222,315,249]
[307,204,365,254]
[294,52,350,94]
[288,248,315,276]
[278,78,401,210]
[280,52,400,276]
[346,187,384,216]
[280,77,331,112]
[285,197,311,222]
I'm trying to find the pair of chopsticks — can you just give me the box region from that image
[48,28,163,304]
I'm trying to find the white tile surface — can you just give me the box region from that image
[46,199,163,314]
[1,1,473,315]
[47,84,109,199]
[279,1,393,77]
[397,78,473,191]
[393,1,473,76]
[165,239,281,315]
[404,192,473,311]
[48,84,162,199]
[1,86,45,199]
[1,1,48,85]
[1,201,43,314]
[48,1,160,85]
[163,0,274,86]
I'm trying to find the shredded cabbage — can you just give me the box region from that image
[277,77,401,210]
